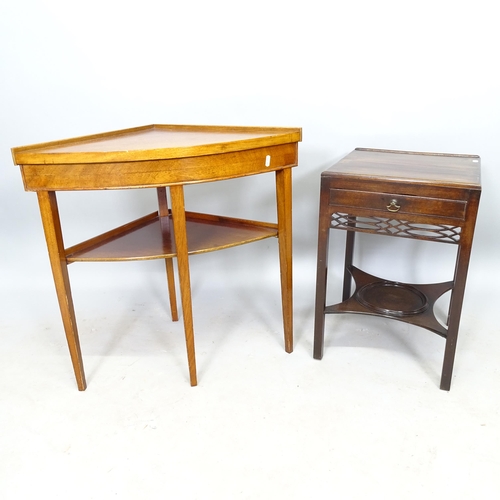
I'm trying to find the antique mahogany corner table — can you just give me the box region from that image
[314,148,481,390]
[12,124,302,390]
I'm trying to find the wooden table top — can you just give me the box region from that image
[12,124,302,165]
[324,148,481,189]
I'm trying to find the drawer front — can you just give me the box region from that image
[329,188,466,220]
[21,143,298,190]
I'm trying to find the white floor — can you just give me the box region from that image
[1,244,499,499]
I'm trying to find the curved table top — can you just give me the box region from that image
[12,124,302,190]
[12,124,302,165]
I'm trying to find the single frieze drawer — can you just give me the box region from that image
[329,188,467,220]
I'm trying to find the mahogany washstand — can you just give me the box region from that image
[313,148,481,390]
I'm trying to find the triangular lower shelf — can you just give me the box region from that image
[65,211,278,262]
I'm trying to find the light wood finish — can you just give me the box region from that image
[13,125,301,165]
[64,212,278,261]
[37,191,86,390]
[314,148,481,391]
[12,125,301,389]
[13,125,300,190]
[157,187,178,322]
[276,168,293,353]
[169,184,197,386]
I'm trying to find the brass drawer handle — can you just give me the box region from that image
[387,199,401,212]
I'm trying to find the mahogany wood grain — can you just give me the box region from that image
[332,148,480,187]
[314,148,481,391]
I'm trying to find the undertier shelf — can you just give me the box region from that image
[65,211,278,262]
[324,266,454,337]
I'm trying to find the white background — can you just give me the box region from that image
[2,0,498,287]
[1,1,499,498]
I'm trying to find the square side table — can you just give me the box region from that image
[313,148,481,390]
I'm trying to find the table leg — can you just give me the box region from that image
[37,191,86,390]
[276,168,293,353]
[313,193,331,360]
[342,228,356,301]
[169,185,197,386]
[440,240,474,390]
[440,192,480,391]
[157,187,179,322]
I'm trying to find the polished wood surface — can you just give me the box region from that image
[157,187,178,322]
[64,212,278,262]
[276,168,294,353]
[324,148,481,187]
[12,125,301,190]
[17,143,298,190]
[12,124,301,164]
[37,191,86,390]
[13,124,301,389]
[314,148,481,391]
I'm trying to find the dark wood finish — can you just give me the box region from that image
[328,188,466,219]
[314,148,481,390]
[12,125,301,389]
